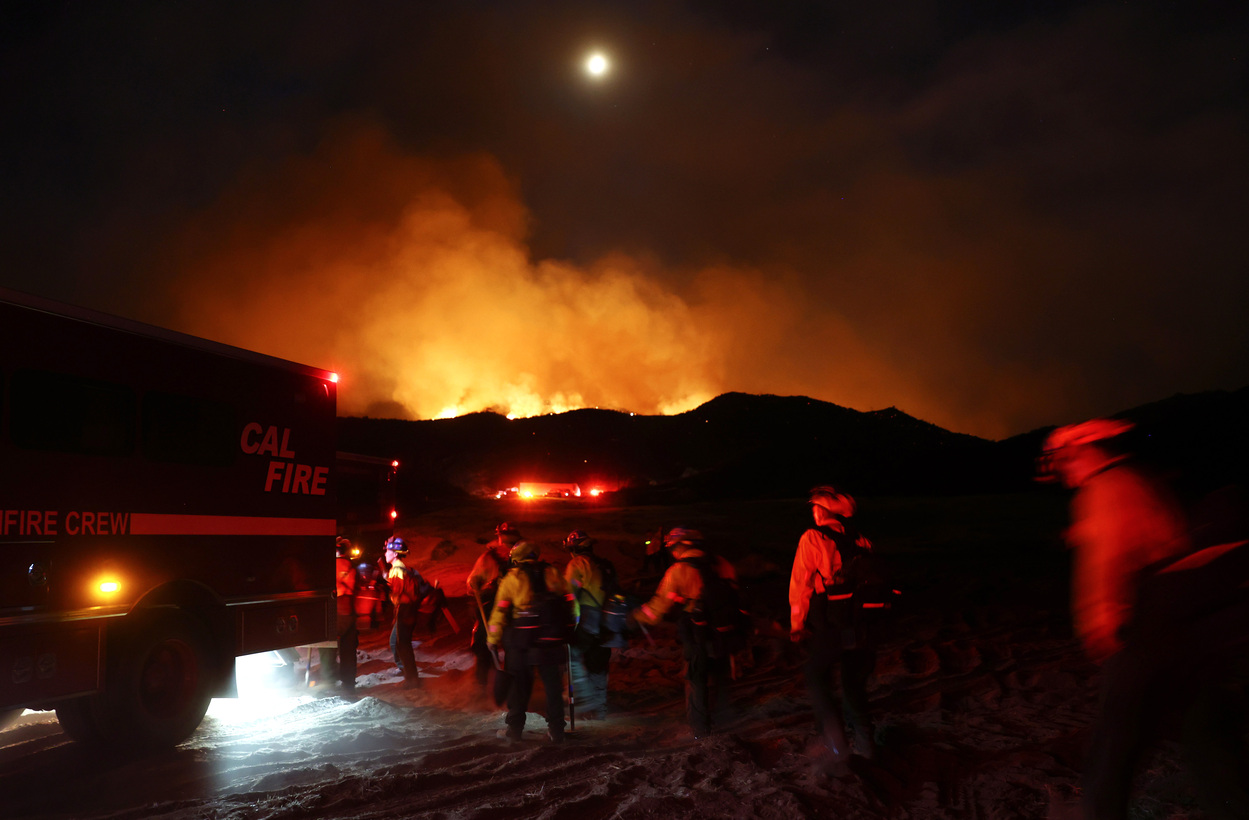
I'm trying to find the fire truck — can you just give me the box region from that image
[0,288,337,747]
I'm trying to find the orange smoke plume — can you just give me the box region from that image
[166,122,915,423]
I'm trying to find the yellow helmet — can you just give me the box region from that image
[509,540,538,563]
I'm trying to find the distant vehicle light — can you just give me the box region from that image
[520,490,534,499]
[390,509,398,520]
[589,489,602,497]
[391,460,400,469]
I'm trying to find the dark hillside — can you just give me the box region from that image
[337,387,1247,512]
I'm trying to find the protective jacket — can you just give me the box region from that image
[789,519,873,634]
[336,555,358,597]
[636,547,736,625]
[565,553,608,607]
[467,547,510,604]
[388,557,421,606]
[336,554,358,616]
[487,558,576,646]
[1067,461,1190,659]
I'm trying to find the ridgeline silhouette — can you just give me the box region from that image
[338,388,1248,511]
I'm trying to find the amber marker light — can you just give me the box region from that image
[94,576,123,599]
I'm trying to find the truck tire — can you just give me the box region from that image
[103,612,213,749]
[55,696,106,744]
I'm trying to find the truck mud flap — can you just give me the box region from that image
[0,623,103,710]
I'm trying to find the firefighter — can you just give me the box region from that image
[1040,419,1249,820]
[564,529,615,720]
[467,522,519,691]
[789,485,881,770]
[488,540,575,743]
[385,535,423,688]
[318,537,359,693]
[633,528,738,739]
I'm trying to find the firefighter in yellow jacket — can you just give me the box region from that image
[385,536,422,688]
[468,522,519,690]
[488,540,576,743]
[564,530,616,720]
[634,528,738,738]
[790,486,880,767]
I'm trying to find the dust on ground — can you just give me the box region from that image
[0,497,1213,819]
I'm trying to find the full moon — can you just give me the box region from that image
[585,53,609,77]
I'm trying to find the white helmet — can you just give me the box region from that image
[808,485,856,517]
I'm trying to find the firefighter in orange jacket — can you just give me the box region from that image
[488,541,576,743]
[634,528,737,738]
[1037,419,1242,820]
[1041,419,1191,660]
[385,536,422,688]
[468,522,520,690]
[790,486,879,766]
[318,537,359,693]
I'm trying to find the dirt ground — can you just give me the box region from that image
[0,496,1222,819]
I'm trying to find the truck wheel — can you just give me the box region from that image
[105,612,213,749]
[55,696,106,744]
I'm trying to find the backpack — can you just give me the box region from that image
[389,563,425,607]
[809,524,899,648]
[573,554,625,642]
[510,561,576,650]
[679,555,752,659]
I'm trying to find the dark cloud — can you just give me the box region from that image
[2,1,1245,438]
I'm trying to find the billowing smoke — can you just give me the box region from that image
[168,123,911,423]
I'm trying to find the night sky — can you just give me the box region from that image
[2,1,1246,439]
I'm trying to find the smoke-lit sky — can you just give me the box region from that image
[3,2,1246,439]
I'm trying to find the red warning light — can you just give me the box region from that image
[390,509,398,520]
[391,460,400,469]
[328,372,340,384]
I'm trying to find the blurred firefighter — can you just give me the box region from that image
[468,522,520,691]
[1040,419,1249,820]
[488,540,576,743]
[564,530,623,720]
[642,527,673,575]
[790,486,884,770]
[317,537,359,693]
[385,535,423,688]
[634,527,743,738]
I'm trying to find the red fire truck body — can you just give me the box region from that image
[0,288,336,746]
